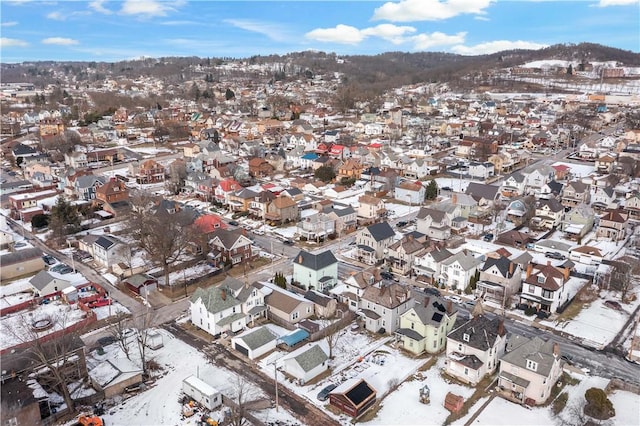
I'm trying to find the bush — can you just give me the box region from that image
[524,306,537,316]
[31,213,49,229]
[584,388,615,420]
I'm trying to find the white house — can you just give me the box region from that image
[359,283,413,334]
[394,181,425,205]
[439,250,481,291]
[93,235,124,269]
[231,326,278,360]
[282,343,329,384]
[189,285,245,336]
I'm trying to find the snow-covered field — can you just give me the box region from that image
[543,286,640,349]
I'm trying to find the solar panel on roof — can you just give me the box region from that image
[432,312,443,322]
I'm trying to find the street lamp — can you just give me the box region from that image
[67,238,76,273]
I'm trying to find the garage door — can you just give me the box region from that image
[234,342,249,357]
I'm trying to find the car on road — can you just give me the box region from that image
[13,241,27,248]
[380,271,394,280]
[441,186,452,192]
[561,354,574,364]
[482,233,494,242]
[58,266,74,274]
[317,383,338,401]
[424,287,441,296]
[283,239,294,246]
[42,255,57,265]
[396,221,408,228]
[228,220,239,226]
[545,251,565,260]
[445,295,463,304]
[50,264,69,273]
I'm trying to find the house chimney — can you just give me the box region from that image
[497,319,505,336]
[546,260,551,266]
[221,289,226,301]
[553,343,560,358]
[447,300,453,313]
[526,263,532,278]
[508,262,514,276]
[452,193,458,204]
[423,297,430,307]
[563,266,570,281]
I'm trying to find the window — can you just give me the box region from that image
[410,322,414,330]
[433,340,437,349]
[464,367,469,376]
[537,275,545,284]
[463,333,470,342]
[528,285,535,293]
[458,343,463,351]
[292,311,299,320]
[526,359,538,372]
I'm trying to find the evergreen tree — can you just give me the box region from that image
[425,179,438,200]
[49,194,81,243]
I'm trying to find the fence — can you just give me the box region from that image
[220,394,267,426]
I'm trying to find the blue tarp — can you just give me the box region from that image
[279,328,309,347]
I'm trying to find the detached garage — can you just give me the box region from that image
[231,326,278,360]
[329,378,376,418]
[122,273,158,296]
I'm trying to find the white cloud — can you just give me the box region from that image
[160,20,200,26]
[361,24,416,45]
[598,0,639,5]
[1,37,29,47]
[411,31,467,49]
[42,37,79,45]
[451,40,548,55]
[224,19,288,42]
[120,0,185,17]
[305,24,365,45]
[46,11,65,20]
[1,21,19,27]
[373,0,494,22]
[89,0,112,14]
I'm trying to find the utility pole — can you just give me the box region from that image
[274,362,279,412]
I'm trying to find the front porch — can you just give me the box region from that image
[497,372,530,405]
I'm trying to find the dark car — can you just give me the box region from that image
[545,251,565,260]
[424,287,441,296]
[317,383,338,401]
[380,271,394,280]
[228,220,239,226]
[441,186,452,192]
[42,255,57,265]
[58,266,74,274]
[482,233,494,242]
[396,221,408,228]
[97,336,116,347]
[283,239,294,246]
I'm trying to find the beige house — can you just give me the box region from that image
[0,248,45,282]
[476,254,522,306]
[357,194,386,225]
[265,195,299,224]
[624,191,640,221]
[561,180,590,209]
[265,286,314,326]
[387,235,425,275]
[596,209,628,241]
[498,336,563,405]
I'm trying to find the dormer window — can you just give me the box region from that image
[526,359,538,372]
[537,275,545,284]
[463,333,470,342]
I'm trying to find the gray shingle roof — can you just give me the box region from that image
[292,344,328,373]
[365,222,395,242]
[190,286,241,315]
[293,250,337,271]
[501,335,559,377]
[448,315,506,351]
[237,326,277,350]
[0,247,42,266]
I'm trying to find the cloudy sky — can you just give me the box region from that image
[1,0,638,63]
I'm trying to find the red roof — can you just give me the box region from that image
[218,179,240,192]
[552,164,570,172]
[369,143,382,148]
[193,214,227,233]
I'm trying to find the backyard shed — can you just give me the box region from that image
[182,375,221,411]
[282,343,329,384]
[279,328,309,348]
[329,378,376,417]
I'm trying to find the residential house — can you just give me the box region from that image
[355,222,396,265]
[64,151,88,169]
[505,197,534,225]
[561,180,590,209]
[625,191,640,221]
[337,159,363,181]
[415,207,451,241]
[265,285,314,325]
[208,228,256,267]
[591,186,616,212]
[359,283,413,334]
[304,290,338,318]
[248,157,274,178]
[93,235,124,269]
[446,315,507,385]
[264,195,299,224]
[282,344,329,384]
[595,154,616,174]
[0,248,45,282]
[568,245,604,266]
[132,159,165,184]
[95,179,129,211]
[329,379,377,418]
[522,165,554,196]
[531,198,564,230]
[394,181,425,206]
[439,250,481,291]
[292,250,339,292]
[29,270,72,296]
[413,247,453,284]
[190,285,245,336]
[559,204,595,240]
[296,211,335,241]
[248,190,275,219]
[325,203,357,235]
[476,254,522,306]
[500,173,526,199]
[214,178,242,205]
[468,162,495,180]
[596,209,628,241]
[333,267,381,311]
[498,336,563,405]
[357,194,386,225]
[74,175,106,201]
[520,262,570,314]
[228,188,259,213]
[387,235,425,275]
[395,295,457,355]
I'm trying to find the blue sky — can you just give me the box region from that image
[1,0,638,63]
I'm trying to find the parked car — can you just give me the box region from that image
[380,271,394,280]
[445,295,463,304]
[396,221,408,228]
[42,255,57,265]
[424,287,441,296]
[283,239,294,246]
[482,233,494,242]
[545,251,565,260]
[50,264,68,273]
[58,266,74,274]
[317,383,338,401]
[228,220,239,226]
[88,298,111,308]
[97,336,116,347]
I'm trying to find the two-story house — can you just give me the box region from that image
[264,195,299,224]
[625,191,640,222]
[93,235,124,269]
[531,198,564,230]
[359,283,413,334]
[208,228,256,267]
[559,204,595,240]
[596,209,628,241]
[439,250,481,291]
[74,175,106,201]
[476,254,522,306]
[264,284,314,325]
[296,211,335,242]
[561,180,590,209]
[591,186,616,212]
[325,203,357,235]
[500,173,526,199]
[292,250,339,292]
[520,262,570,314]
[394,181,425,206]
[355,222,396,265]
[498,336,563,405]
[446,315,507,385]
[415,207,451,241]
[357,195,386,225]
[189,285,245,336]
[395,295,457,355]
[387,235,426,275]
[132,159,165,185]
[413,247,454,285]
[333,267,381,310]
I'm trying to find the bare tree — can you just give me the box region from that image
[127,192,198,287]
[228,375,260,426]
[133,309,157,376]
[109,311,133,360]
[5,309,88,415]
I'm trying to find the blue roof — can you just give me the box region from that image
[301,153,318,160]
[279,328,309,347]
